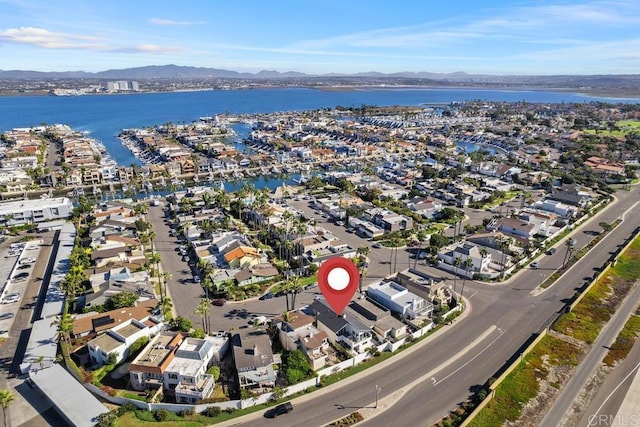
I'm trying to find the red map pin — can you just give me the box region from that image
[317,256,360,315]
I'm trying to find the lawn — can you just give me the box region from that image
[117,412,205,427]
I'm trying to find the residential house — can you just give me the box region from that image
[274,311,330,370]
[88,318,159,365]
[164,335,229,403]
[491,217,537,240]
[347,299,407,341]
[306,299,373,354]
[234,263,279,287]
[129,332,185,391]
[223,245,263,269]
[72,299,158,338]
[366,280,433,322]
[232,332,278,390]
[437,242,491,273]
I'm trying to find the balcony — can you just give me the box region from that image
[174,374,215,399]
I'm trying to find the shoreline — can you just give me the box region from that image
[1,84,639,100]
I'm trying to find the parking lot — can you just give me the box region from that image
[0,240,44,332]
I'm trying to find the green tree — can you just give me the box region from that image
[191,328,206,339]
[207,365,221,381]
[158,296,173,319]
[108,291,139,309]
[0,389,14,427]
[284,349,313,385]
[170,316,192,332]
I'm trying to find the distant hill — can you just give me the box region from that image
[1,64,639,90]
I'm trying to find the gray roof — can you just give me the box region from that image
[29,364,109,427]
[232,332,274,372]
[308,298,370,333]
[20,318,58,373]
[42,222,75,319]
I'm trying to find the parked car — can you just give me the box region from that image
[372,243,382,249]
[259,292,274,300]
[211,299,226,306]
[193,275,201,283]
[20,258,36,264]
[17,264,31,270]
[546,248,556,255]
[530,262,539,269]
[335,220,344,226]
[12,272,29,280]
[2,293,21,304]
[265,402,293,418]
[0,313,14,320]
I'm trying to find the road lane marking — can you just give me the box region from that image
[587,359,640,426]
[360,325,499,424]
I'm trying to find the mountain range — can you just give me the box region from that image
[1,64,639,89]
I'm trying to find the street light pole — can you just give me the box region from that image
[375,384,381,409]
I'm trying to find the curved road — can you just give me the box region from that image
[217,185,640,427]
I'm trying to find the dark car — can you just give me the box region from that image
[17,264,31,270]
[12,272,29,280]
[259,292,274,300]
[546,248,556,255]
[265,402,293,418]
[211,299,226,306]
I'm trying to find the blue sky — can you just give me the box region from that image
[0,0,638,75]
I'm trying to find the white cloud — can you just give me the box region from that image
[112,44,184,53]
[149,18,206,26]
[0,26,107,49]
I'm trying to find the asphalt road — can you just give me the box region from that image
[214,185,640,426]
[577,334,640,427]
[540,278,640,426]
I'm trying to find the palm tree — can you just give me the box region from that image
[0,390,15,427]
[452,257,462,292]
[563,238,576,268]
[201,191,214,209]
[51,311,73,348]
[158,296,173,319]
[160,271,172,300]
[197,260,215,298]
[459,258,473,304]
[195,299,211,334]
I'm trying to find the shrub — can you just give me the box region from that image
[153,409,169,422]
[177,407,195,417]
[117,403,137,415]
[202,406,221,417]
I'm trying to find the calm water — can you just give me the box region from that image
[0,87,635,166]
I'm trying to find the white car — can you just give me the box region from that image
[20,257,36,264]
[2,293,21,304]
